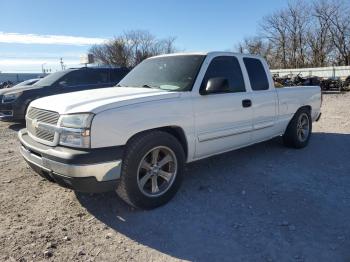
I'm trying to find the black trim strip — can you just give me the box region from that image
[25,159,117,193]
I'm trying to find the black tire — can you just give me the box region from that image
[283,108,312,148]
[116,130,185,209]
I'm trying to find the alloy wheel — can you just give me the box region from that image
[297,113,310,142]
[137,146,178,197]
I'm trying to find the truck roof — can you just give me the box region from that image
[150,51,263,59]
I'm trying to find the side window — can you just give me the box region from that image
[243,58,269,91]
[200,56,245,94]
[60,71,86,86]
[85,70,109,84]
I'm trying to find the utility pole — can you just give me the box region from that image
[41,63,46,74]
[60,58,65,70]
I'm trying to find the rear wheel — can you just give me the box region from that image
[116,130,185,209]
[283,108,312,148]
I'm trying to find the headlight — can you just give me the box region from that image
[59,113,94,148]
[59,129,91,148]
[60,113,94,128]
[2,92,22,103]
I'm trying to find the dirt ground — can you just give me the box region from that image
[1,92,350,262]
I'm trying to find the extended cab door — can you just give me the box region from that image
[194,55,253,158]
[243,57,278,142]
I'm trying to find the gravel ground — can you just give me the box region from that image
[1,92,350,262]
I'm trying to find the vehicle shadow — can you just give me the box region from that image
[8,122,25,131]
[76,132,350,261]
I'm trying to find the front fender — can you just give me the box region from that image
[90,97,195,157]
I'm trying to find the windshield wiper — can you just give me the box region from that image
[141,84,159,89]
[117,84,159,89]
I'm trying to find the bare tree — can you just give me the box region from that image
[259,1,310,68]
[285,1,309,67]
[306,1,332,66]
[261,9,289,68]
[237,37,274,64]
[238,0,350,69]
[314,0,350,65]
[90,30,177,68]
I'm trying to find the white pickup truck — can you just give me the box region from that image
[19,52,321,209]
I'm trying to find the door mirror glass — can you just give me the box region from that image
[203,77,229,95]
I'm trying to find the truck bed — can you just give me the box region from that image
[276,86,322,121]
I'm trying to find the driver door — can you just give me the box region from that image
[194,56,253,158]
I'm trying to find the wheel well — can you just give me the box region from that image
[24,103,30,115]
[297,105,311,114]
[298,105,311,114]
[127,126,188,158]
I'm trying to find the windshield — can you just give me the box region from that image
[15,79,38,87]
[118,55,205,91]
[33,70,70,87]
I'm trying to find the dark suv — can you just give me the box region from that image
[0,67,129,121]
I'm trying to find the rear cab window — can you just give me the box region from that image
[243,58,269,91]
[200,56,246,94]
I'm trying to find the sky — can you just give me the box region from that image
[0,0,293,73]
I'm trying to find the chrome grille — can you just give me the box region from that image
[27,107,59,125]
[26,107,59,143]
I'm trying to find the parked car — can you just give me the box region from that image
[13,78,40,87]
[18,52,322,209]
[0,67,129,121]
[0,81,14,89]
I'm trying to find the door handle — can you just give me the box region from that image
[242,99,252,108]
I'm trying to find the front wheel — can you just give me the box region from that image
[116,130,185,209]
[283,108,312,148]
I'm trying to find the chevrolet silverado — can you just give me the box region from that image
[18,52,322,209]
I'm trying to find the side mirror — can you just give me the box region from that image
[58,81,67,87]
[202,77,230,95]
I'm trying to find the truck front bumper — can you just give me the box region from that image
[18,129,124,193]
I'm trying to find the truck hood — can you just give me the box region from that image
[29,87,180,114]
